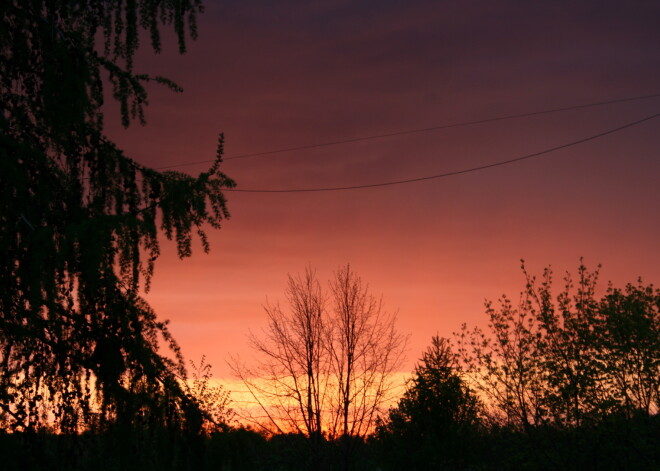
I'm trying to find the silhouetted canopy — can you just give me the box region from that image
[0,0,234,432]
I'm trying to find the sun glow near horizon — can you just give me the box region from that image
[211,371,411,435]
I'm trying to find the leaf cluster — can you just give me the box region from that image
[1,0,234,433]
[456,260,660,428]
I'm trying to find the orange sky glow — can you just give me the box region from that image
[103,0,660,397]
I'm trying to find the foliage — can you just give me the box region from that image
[374,263,659,470]
[0,0,234,433]
[457,260,660,429]
[600,280,660,416]
[382,336,481,434]
[456,273,548,428]
[374,336,482,470]
[187,356,235,434]
[0,257,658,470]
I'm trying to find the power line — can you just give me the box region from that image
[155,92,660,170]
[223,111,660,193]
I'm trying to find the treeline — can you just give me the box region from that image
[1,407,658,471]
[2,262,658,471]
[374,261,660,470]
[0,427,372,471]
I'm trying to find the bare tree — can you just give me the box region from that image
[232,264,406,443]
[232,267,329,437]
[328,264,407,439]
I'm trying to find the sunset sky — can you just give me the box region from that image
[104,0,660,381]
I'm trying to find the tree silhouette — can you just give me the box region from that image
[234,267,328,438]
[232,265,406,444]
[386,336,481,433]
[327,265,407,441]
[600,280,660,416]
[375,336,482,470]
[187,356,235,434]
[0,1,234,433]
[457,260,660,429]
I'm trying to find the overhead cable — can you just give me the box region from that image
[223,111,660,193]
[154,92,660,170]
